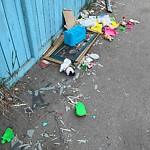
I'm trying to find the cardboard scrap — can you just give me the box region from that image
[63,9,78,29]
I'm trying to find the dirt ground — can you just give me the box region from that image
[1,0,150,150]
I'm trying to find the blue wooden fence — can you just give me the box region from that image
[0,0,93,87]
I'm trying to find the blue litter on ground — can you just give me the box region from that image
[42,122,48,127]
[64,25,86,46]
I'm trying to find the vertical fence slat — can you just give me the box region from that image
[43,0,51,41]
[0,1,19,75]
[20,0,39,59]
[31,0,41,50]
[0,43,10,82]
[14,0,31,60]
[54,0,63,33]
[35,0,46,46]
[1,0,28,66]
[49,0,55,37]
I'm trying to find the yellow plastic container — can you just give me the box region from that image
[91,21,103,34]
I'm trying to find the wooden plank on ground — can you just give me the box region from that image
[43,33,100,65]
[75,33,100,63]
[43,35,64,59]
[44,57,63,64]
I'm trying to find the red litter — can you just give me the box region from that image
[39,60,50,68]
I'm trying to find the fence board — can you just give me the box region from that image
[43,0,51,41]
[1,0,28,66]
[0,43,10,81]
[35,0,46,46]
[49,0,55,37]
[20,0,39,59]
[0,1,19,75]
[15,0,31,60]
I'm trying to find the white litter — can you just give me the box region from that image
[60,128,71,132]
[77,140,88,144]
[89,53,99,60]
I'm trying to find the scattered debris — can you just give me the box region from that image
[24,107,33,117]
[95,85,98,90]
[19,143,31,149]
[60,128,71,132]
[67,96,78,105]
[65,106,70,112]
[120,16,127,27]
[93,115,96,119]
[75,102,87,117]
[38,60,50,68]
[27,129,35,138]
[59,86,64,95]
[129,19,139,24]
[43,133,49,138]
[104,34,113,41]
[54,143,61,145]
[52,137,58,141]
[125,93,129,96]
[79,18,96,27]
[70,128,76,132]
[42,122,48,127]
[105,0,112,13]
[120,27,126,31]
[88,53,99,60]
[39,84,55,91]
[37,143,42,150]
[1,128,14,144]
[31,90,49,109]
[60,119,66,127]
[41,131,50,138]
[12,103,28,107]
[73,73,80,80]
[77,140,88,144]
[56,111,63,116]
[11,136,23,150]
[127,25,132,30]
[0,91,4,100]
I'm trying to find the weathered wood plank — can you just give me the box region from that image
[2,0,28,66]
[15,0,31,60]
[0,43,10,81]
[43,35,64,59]
[35,0,46,46]
[0,1,19,74]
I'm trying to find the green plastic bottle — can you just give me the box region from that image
[1,128,14,144]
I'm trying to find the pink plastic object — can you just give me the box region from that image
[104,27,117,37]
[88,63,94,69]
[127,25,133,30]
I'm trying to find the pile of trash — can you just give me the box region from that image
[56,0,139,75]
[78,10,139,41]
